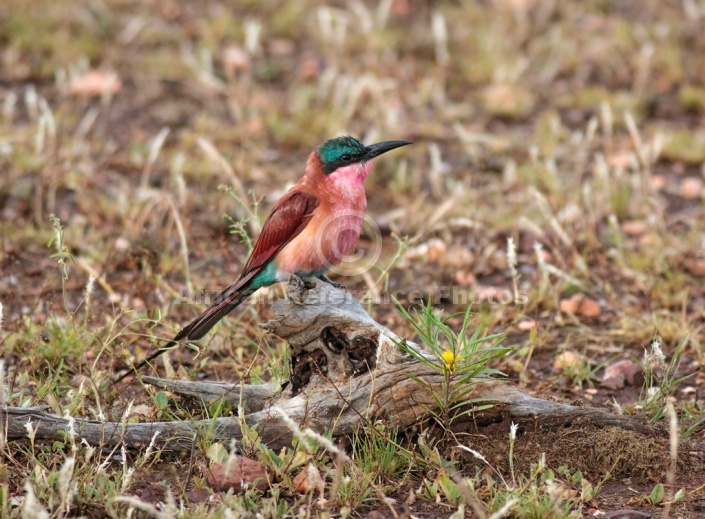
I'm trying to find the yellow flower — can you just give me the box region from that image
[441,350,457,373]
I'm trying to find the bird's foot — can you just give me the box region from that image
[290,273,316,291]
[318,274,347,291]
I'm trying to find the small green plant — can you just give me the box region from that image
[557,349,607,390]
[487,455,585,518]
[636,337,693,424]
[648,482,665,505]
[350,423,412,483]
[335,464,377,509]
[395,298,510,426]
[48,214,75,314]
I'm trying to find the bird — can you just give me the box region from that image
[115,136,411,383]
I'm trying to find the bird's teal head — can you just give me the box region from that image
[317,136,412,175]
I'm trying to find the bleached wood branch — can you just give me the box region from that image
[1,279,654,451]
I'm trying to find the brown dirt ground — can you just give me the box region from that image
[3,0,705,517]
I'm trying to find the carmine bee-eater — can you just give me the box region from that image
[116,136,411,382]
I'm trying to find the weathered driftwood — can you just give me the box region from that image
[1,278,654,451]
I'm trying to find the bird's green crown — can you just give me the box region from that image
[317,136,366,174]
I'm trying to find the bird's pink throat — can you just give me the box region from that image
[327,161,373,190]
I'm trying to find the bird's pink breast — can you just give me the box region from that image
[275,162,370,275]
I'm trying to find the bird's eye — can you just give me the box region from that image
[341,154,352,161]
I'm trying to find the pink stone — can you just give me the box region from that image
[207,457,268,493]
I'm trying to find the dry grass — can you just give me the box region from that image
[1,0,704,517]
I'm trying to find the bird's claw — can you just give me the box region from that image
[290,273,316,291]
[319,275,347,291]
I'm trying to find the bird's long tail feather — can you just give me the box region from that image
[176,284,255,341]
[113,279,254,384]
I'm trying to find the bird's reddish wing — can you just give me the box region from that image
[241,190,320,278]
[111,190,320,382]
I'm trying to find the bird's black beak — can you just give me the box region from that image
[363,140,412,161]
